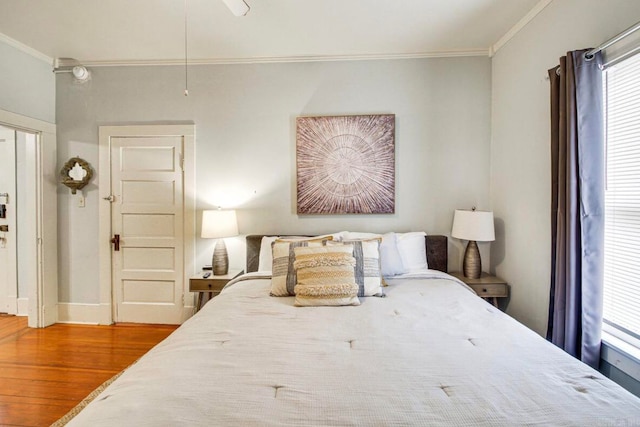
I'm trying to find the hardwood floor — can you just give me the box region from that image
[0,315,178,427]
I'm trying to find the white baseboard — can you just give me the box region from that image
[98,303,113,325]
[3,296,18,315]
[58,303,111,325]
[16,297,28,316]
[58,302,194,325]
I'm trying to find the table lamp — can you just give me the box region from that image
[451,208,495,279]
[201,209,238,275]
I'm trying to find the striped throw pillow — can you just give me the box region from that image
[270,237,331,296]
[328,238,384,297]
[293,245,360,307]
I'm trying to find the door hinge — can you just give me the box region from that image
[180,154,184,170]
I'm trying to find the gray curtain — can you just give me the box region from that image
[547,49,605,369]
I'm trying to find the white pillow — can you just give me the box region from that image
[379,232,406,277]
[258,236,279,272]
[396,232,429,273]
[345,231,381,240]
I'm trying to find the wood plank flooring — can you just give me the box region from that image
[0,315,178,426]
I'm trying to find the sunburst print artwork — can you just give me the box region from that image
[296,114,395,214]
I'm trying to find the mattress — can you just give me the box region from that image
[68,271,640,426]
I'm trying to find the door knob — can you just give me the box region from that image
[111,234,120,251]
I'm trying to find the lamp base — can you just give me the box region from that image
[463,240,481,279]
[212,239,229,276]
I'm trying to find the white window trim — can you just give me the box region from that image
[601,326,640,383]
[602,324,640,359]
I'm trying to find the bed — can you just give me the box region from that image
[68,234,640,426]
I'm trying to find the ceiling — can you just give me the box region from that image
[0,0,544,65]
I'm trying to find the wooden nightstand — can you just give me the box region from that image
[450,272,508,308]
[190,269,243,311]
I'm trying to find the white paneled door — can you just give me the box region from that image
[110,135,186,324]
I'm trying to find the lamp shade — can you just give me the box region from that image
[201,210,238,239]
[451,209,495,242]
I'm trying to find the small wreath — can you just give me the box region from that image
[60,157,93,194]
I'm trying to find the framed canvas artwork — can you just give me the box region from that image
[296,114,395,214]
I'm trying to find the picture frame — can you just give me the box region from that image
[296,114,395,214]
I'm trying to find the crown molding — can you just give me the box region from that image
[56,49,490,68]
[0,32,53,65]
[490,0,554,57]
[2,0,550,68]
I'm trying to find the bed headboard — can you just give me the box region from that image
[245,234,448,273]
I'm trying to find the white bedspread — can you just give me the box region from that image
[69,272,640,426]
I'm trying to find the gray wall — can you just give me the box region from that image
[56,57,492,303]
[0,39,53,311]
[491,0,640,336]
[0,40,55,123]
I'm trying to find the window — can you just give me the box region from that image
[603,52,640,347]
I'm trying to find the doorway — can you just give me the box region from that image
[0,108,57,328]
[0,126,37,317]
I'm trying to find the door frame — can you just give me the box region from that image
[0,108,57,328]
[98,124,196,325]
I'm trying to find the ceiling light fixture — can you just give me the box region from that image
[52,62,91,83]
[222,0,250,16]
[72,66,90,81]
